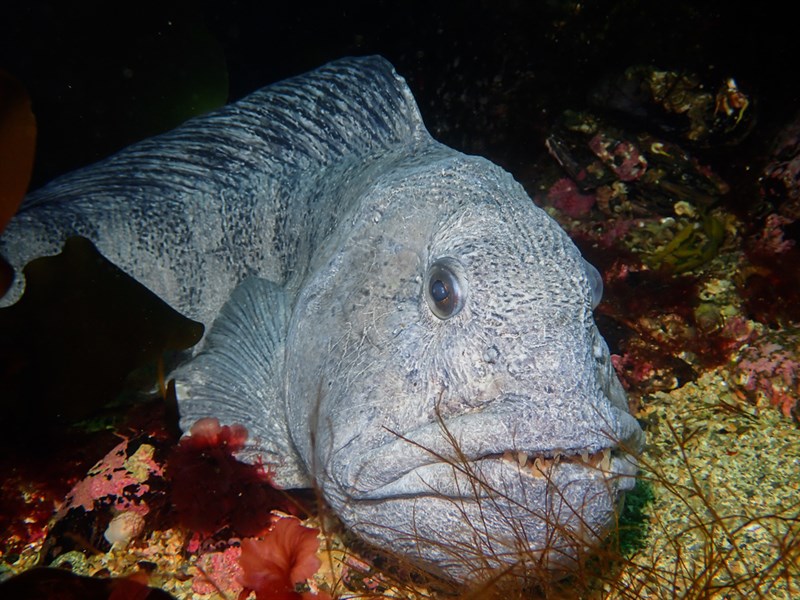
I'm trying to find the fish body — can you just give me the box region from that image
[0,56,644,582]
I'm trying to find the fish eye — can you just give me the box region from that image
[425,258,466,319]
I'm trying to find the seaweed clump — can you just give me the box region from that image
[166,417,308,538]
[240,515,331,600]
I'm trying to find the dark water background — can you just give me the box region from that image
[2,0,799,193]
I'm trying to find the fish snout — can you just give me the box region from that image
[336,389,642,501]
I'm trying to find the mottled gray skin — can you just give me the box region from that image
[1,57,644,582]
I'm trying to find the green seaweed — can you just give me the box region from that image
[616,479,655,557]
[646,212,726,273]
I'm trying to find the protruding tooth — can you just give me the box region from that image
[588,449,605,467]
[517,451,527,468]
[581,450,589,464]
[599,449,612,472]
[531,457,548,478]
[502,451,514,463]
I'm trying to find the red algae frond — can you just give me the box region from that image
[240,516,330,600]
[182,416,249,451]
[166,418,297,537]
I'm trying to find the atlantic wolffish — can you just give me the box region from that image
[0,56,645,582]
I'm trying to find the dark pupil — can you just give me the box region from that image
[431,279,449,303]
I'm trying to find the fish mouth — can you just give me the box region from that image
[349,443,634,502]
[492,446,615,478]
[337,393,644,501]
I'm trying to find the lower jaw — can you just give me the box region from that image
[344,484,622,585]
[338,461,627,581]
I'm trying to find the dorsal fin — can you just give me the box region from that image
[1,56,428,324]
[174,277,310,489]
[18,56,425,212]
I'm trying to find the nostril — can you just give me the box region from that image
[483,345,500,364]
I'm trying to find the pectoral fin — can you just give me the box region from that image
[173,277,310,489]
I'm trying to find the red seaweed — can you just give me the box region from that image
[239,516,330,600]
[166,418,306,538]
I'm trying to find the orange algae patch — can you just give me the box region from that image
[0,70,35,234]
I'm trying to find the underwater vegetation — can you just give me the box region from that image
[0,392,800,600]
[538,63,800,421]
[240,516,331,600]
[733,328,800,421]
[166,418,310,538]
[1,399,797,599]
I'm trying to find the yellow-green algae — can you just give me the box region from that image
[614,369,800,599]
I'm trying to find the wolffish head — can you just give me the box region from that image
[285,147,645,583]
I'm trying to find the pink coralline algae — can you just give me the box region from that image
[191,545,244,597]
[588,132,648,182]
[761,110,800,205]
[735,335,800,420]
[59,438,163,519]
[749,213,796,255]
[546,178,596,218]
[611,353,657,392]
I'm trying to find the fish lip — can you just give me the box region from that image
[338,394,644,499]
[350,446,638,502]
